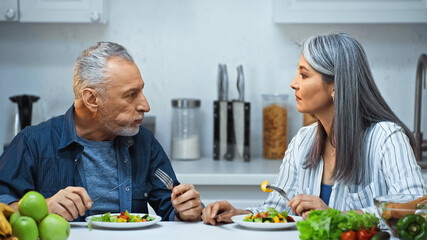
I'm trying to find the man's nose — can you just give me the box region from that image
[138,93,150,112]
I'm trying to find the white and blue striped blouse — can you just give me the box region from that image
[247,121,426,216]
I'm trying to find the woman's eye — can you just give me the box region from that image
[300,74,307,79]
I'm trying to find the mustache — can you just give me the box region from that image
[134,114,144,121]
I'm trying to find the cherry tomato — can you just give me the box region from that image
[357,229,373,240]
[341,230,356,240]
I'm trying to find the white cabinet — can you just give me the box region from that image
[0,0,18,21]
[273,0,427,23]
[9,0,107,23]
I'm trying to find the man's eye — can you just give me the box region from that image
[128,92,137,98]
[300,74,307,79]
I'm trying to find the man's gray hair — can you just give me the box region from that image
[73,42,134,99]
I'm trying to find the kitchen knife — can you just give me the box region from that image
[233,65,250,161]
[237,65,244,102]
[214,64,229,160]
[221,64,233,160]
[214,64,223,160]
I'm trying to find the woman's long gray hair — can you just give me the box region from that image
[73,42,134,99]
[302,33,416,184]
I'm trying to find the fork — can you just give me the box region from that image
[266,185,291,202]
[154,168,181,218]
[91,180,128,204]
[154,168,174,190]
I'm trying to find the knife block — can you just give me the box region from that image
[213,101,250,161]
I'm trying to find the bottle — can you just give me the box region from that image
[262,94,288,159]
[171,99,201,160]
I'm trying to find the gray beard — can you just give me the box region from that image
[98,107,140,137]
[102,120,140,136]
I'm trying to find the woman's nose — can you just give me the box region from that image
[290,77,299,90]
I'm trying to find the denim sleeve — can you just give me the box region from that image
[0,133,35,204]
[146,136,181,221]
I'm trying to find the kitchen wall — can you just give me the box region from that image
[1,0,427,158]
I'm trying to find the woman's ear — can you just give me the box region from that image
[81,88,99,112]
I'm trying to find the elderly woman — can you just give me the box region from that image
[202,32,426,225]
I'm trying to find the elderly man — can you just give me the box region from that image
[0,42,202,222]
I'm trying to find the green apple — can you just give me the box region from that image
[18,191,48,222]
[39,213,70,240]
[9,211,20,225]
[12,216,39,240]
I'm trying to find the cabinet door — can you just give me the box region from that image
[0,0,18,21]
[273,0,427,23]
[19,0,107,23]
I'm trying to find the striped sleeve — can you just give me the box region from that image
[245,125,316,215]
[379,123,426,196]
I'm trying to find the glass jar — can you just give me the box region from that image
[262,94,288,159]
[171,99,201,160]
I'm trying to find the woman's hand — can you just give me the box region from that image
[286,194,328,219]
[201,201,250,225]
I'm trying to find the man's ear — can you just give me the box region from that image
[81,88,99,112]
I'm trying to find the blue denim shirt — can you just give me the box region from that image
[0,105,179,221]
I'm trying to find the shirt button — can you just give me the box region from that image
[126,186,130,192]
[128,140,133,144]
[74,159,78,162]
[144,193,148,197]
[124,159,127,163]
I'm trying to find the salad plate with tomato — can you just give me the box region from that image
[86,210,161,229]
[231,207,302,230]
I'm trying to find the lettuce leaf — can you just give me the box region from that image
[296,209,379,240]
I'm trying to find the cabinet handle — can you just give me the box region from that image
[5,8,15,20]
[90,11,100,22]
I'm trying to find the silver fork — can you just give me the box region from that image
[154,168,174,190]
[154,168,181,218]
[91,180,128,204]
[266,185,290,202]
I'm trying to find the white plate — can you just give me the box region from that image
[85,213,161,229]
[231,214,302,230]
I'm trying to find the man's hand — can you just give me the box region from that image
[286,194,328,219]
[201,200,250,225]
[171,184,202,221]
[46,187,92,221]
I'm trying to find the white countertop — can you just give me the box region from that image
[172,158,427,185]
[172,158,282,185]
[69,221,399,240]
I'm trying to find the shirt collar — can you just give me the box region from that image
[58,104,136,150]
[58,104,79,150]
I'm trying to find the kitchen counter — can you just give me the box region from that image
[172,158,282,185]
[173,158,427,185]
[172,158,282,208]
[171,158,427,209]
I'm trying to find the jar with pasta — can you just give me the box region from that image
[262,94,288,159]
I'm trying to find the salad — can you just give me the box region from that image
[296,208,380,240]
[90,210,156,223]
[243,207,295,223]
